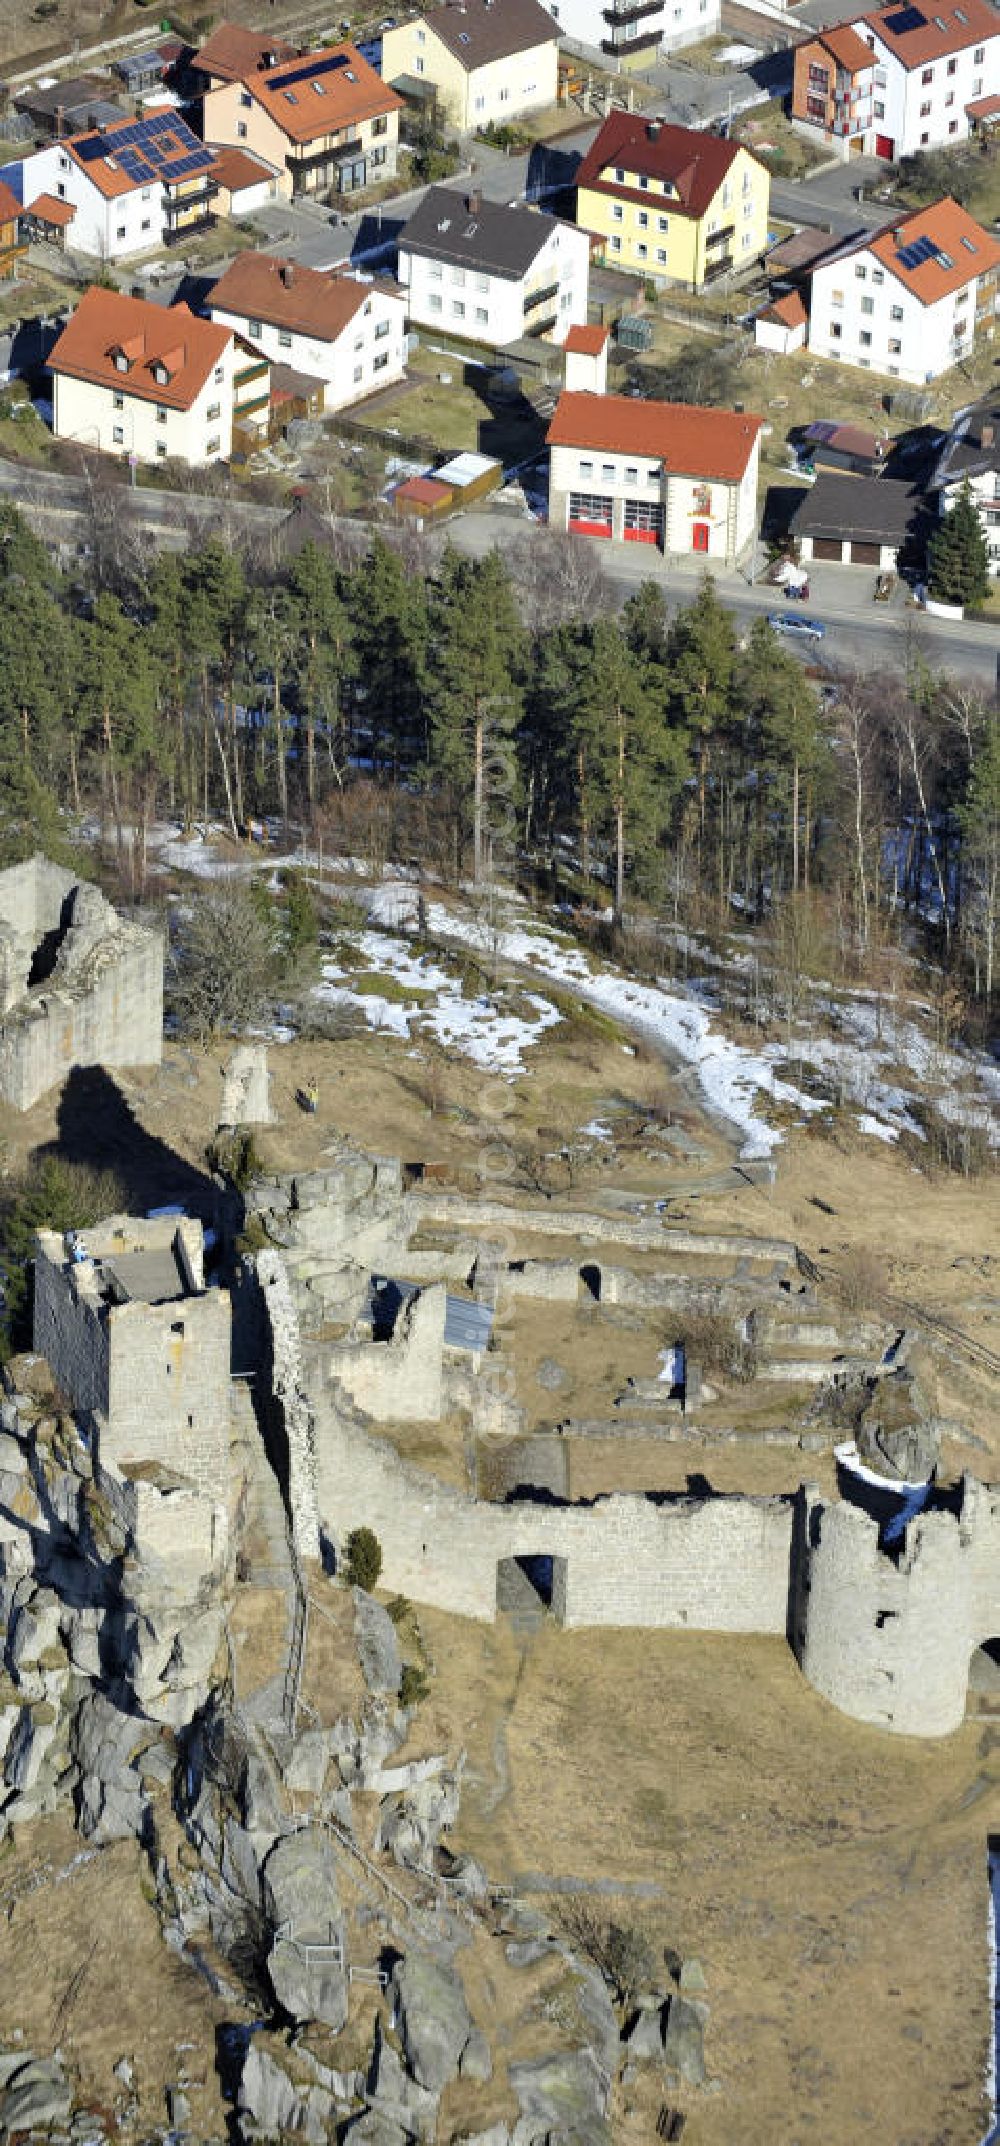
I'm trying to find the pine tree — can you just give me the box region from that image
[428,546,524,881]
[927,483,989,607]
[349,537,428,780]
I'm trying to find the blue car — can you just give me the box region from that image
[767,612,826,642]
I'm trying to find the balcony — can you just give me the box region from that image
[526,314,558,338]
[524,280,560,314]
[705,222,735,248]
[600,23,660,52]
[291,135,362,174]
[163,178,219,224]
[603,0,662,22]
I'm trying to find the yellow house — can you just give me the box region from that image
[381,0,559,133]
[575,114,769,290]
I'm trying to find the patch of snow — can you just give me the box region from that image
[313,930,561,1075]
[582,1119,613,1140]
[856,1113,898,1143]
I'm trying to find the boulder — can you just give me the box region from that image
[267,1932,348,2032]
[353,1590,402,1697]
[535,1358,568,1392]
[662,1994,705,2086]
[283,1729,333,1799]
[509,2050,610,2145]
[678,1957,707,1994]
[342,2111,410,2146]
[569,1959,621,2074]
[77,1768,146,1845]
[391,1951,473,2093]
[71,1691,143,1782]
[624,2001,666,2061]
[237,2043,335,2144]
[5,1703,60,1795]
[377,1769,461,1872]
[262,1830,347,2030]
[0,2054,72,2134]
[6,1588,62,1675]
[368,2016,439,2131]
[262,1826,339,1929]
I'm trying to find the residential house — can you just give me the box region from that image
[20,107,219,259]
[201,39,402,198]
[546,0,719,65]
[209,251,406,410]
[0,180,25,281]
[790,472,920,566]
[574,113,769,287]
[807,195,1000,382]
[46,286,264,464]
[380,0,558,132]
[791,0,1000,160]
[546,390,762,561]
[192,23,296,90]
[929,391,1000,572]
[397,185,589,344]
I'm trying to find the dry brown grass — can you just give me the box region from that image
[405,1609,992,2146]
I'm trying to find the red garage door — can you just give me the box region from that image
[568,490,613,537]
[624,498,664,546]
[875,133,894,158]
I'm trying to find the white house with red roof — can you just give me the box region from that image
[808,195,1000,381]
[20,108,218,259]
[47,287,264,465]
[792,0,1000,160]
[209,252,406,410]
[546,391,762,563]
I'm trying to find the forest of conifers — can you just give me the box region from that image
[0,499,997,1011]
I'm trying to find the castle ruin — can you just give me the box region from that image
[0,855,162,1110]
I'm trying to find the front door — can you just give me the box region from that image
[692,521,710,553]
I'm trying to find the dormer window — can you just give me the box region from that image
[284,89,298,102]
[153,361,169,385]
[114,350,128,372]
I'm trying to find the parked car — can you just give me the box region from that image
[767,611,826,642]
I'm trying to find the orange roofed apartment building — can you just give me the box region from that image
[199,24,403,199]
[792,0,1000,161]
[47,286,270,466]
[546,392,762,563]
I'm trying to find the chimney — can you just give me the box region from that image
[467,187,481,213]
[55,103,64,138]
[647,118,660,138]
[281,261,294,287]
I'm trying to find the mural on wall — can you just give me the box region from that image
[691,482,712,516]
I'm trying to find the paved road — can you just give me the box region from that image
[5,454,994,685]
[450,505,1000,688]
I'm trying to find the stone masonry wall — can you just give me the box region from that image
[794,1478,1000,1736]
[311,1380,795,1633]
[319,1285,446,1423]
[0,859,163,1111]
[103,1292,232,1500]
[33,1246,111,1421]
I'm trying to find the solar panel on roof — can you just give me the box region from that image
[267,47,351,90]
[896,233,939,269]
[883,5,925,28]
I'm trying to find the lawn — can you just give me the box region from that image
[349,352,550,469]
